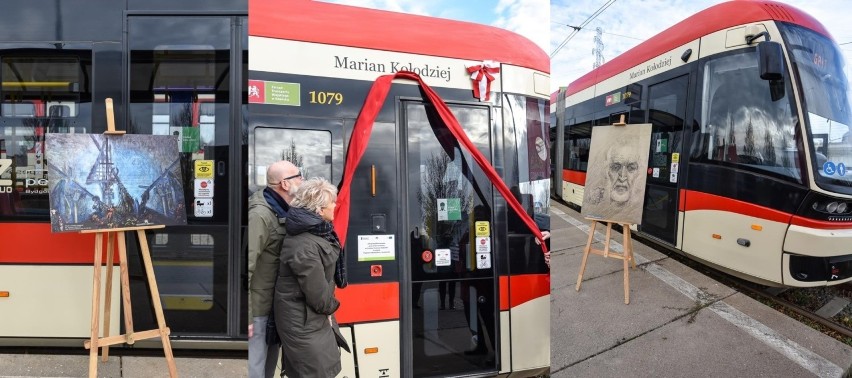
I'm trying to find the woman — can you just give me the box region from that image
[274,177,347,377]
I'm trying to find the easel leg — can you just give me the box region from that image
[622,226,631,305]
[137,230,178,377]
[102,233,115,361]
[576,221,597,291]
[88,233,104,378]
[117,232,135,341]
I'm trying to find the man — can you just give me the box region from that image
[605,143,640,207]
[248,160,303,378]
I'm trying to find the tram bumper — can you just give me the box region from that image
[782,224,852,286]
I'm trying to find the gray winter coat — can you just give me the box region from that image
[274,207,342,378]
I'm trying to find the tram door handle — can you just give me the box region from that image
[217,161,226,176]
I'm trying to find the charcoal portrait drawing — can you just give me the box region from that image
[581,124,652,225]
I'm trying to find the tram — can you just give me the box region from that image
[552,0,852,287]
[0,0,248,348]
[249,1,551,376]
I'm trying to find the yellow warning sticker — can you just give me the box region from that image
[475,221,490,237]
[194,160,214,179]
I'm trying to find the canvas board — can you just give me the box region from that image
[581,124,653,225]
[45,133,187,233]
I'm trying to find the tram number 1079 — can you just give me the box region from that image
[308,90,344,105]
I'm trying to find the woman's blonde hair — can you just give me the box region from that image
[291,177,337,215]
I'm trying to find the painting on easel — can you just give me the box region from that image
[45,134,187,232]
[581,124,653,225]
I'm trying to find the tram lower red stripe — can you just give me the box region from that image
[500,273,550,311]
[681,190,792,224]
[562,169,586,186]
[0,223,97,264]
[335,282,399,324]
[790,215,852,230]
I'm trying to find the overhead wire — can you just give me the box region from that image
[550,0,618,58]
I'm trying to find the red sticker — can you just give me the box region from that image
[648,168,654,175]
[422,250,433,263]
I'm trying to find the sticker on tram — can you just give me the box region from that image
[824,161,837,175]
[194,160,214,179]
[248,79,301,106]
[0,158,13,188]
[357,234,395,261]
[194,198,214,217]
[194,179,214,198]
[672,153,680,163]
[435,248,451,266]
[437,198,461,221]
[475,237,490,253]
[475,221,490,237]
[839,163,847,177]
[476,253,492,269]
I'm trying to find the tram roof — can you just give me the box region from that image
[563,0,830,97]
[249,0,549,74]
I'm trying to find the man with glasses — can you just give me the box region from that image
[248,160,302,378]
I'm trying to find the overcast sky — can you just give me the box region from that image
[551,0,852,92]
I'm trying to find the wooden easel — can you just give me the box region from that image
[83,98,178,378]
[574,114,637,304]
[575,220,636,304]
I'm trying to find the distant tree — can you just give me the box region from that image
[281,139,308,177]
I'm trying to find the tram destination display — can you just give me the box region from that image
[581,124,653,225]
[45,133,187,232]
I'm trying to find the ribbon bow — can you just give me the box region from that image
[466,60,500,101]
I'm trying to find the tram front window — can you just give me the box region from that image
[781,23,852,193]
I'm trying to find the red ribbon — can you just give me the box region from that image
[467,63,500,101]
[334,71,548,259]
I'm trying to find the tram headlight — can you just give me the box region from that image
[826,201,839,213]
[837,202,848,214]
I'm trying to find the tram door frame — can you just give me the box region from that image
[399,98,500,377]
[123,13,248,340]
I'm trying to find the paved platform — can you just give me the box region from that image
[549,200,852,377]
[0,353,246,377]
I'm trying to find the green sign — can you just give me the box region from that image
[181,127,200,153]
[266,81,301,106]
[447,198,461,221]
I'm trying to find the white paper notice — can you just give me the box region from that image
[357,235,395,261]
[476,253,491,269]
[194,179,214,198]
[437,199,448,221]
[435,248,451,266]
[194,198,213,217]
[475,237,490,253]
[652,167,660,178]
[670,172,678,183]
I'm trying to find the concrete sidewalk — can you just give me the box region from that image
[549,200,852,377]
[0,353,246,377]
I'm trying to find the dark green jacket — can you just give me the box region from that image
[274,209,342,378]
[247,189,286,322]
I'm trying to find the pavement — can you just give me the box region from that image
[0,352,246,377]
[549,200,852,377]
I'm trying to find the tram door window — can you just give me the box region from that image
[641,75,687,244]
[127,17,236,335]
[404,102,497,376]
[250,127,333,187]
[0,52,92,219]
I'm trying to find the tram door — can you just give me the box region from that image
[641,75,688,244]
[126,16,246,338]
[403,101,498,377]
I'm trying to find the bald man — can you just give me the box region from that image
[248,160,303,378]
